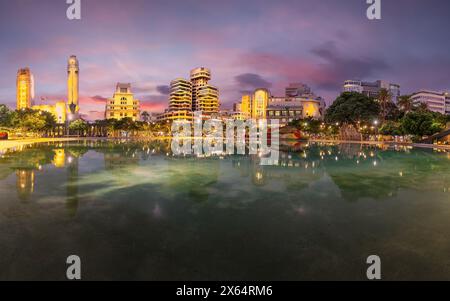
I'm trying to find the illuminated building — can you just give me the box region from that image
[169,78,192,111]
[190,67,219,114]
[411,90,448,115]
[252,88,270,119]
[157,110,193,122]
[195,85,219,114]
[235,84,325,125]
[67,55,80,115]
[33,101,67,124]
[268,96,324,126]
[16,68,34,110]
[240,94,252,118]
[105,83,141,121]
[161,78,194,121]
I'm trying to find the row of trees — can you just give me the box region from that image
[68,117,171,138]
[290,91,449,142]
[0,105,172,138]
[0,105,57,135]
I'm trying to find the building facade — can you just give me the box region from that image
[105,83,140,121]
[285,83,313,98]
[343,80,400,102]
[67,55,79,115]
[195,85,219,114]
[169,78,192,112]
[33,101,67,124]
[268,96,324,126]
[411,90,447,115]
[16,68,34,110]
[190,67,219,114]
[252,88,270,119]
[233,84,325,126]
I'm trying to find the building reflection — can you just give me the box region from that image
[66,152,79,217]
[16,169,35,200]
[53,149,66,168]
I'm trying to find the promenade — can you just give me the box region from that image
[309,139,450,150]
[0,137,97,152]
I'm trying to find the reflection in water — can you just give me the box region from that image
[1,140,450,280]
[66,153,79,216]
[53,149,65,168]
[16,169,34,200]
[0,140,448,205]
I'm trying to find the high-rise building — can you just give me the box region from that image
[411,90,447,115]
[67,55,79,115]
[16,68,34,110]
[252,88,270,119]
[195,85,219,114]
[343,80,400,102]
[190,67,219,114]
[105,83,140,121]
[169,78,192,112]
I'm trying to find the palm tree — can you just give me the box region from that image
[141,111,150,123]
[377,88,392,121]
[397,95,414,113]
[415,102,429,112]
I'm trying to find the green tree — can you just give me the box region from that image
[401,111,445,138]
[397,95,414,113]
[325,92,380,126]
[141,111,150,123]
[384,101,403,121]
[69,119,88,136]
[10,109,53,134]
[377,88,392,121]
[379,121,403,136]
[0,104,13,127]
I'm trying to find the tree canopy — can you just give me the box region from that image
[325,92,380,126]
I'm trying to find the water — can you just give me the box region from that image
[0,140,449,280]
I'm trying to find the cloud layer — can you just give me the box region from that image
[1,0,450,119]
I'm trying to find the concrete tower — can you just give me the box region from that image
[67,55,79,115]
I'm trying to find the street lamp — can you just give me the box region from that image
[373,120,379,139]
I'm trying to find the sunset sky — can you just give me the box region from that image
[1,0,450,120]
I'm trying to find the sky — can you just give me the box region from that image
[1,0,450,120]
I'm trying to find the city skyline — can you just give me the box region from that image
[1,0,450,120]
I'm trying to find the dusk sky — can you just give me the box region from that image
[1,0,450,120]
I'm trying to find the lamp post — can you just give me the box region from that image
[373,120,379,140]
